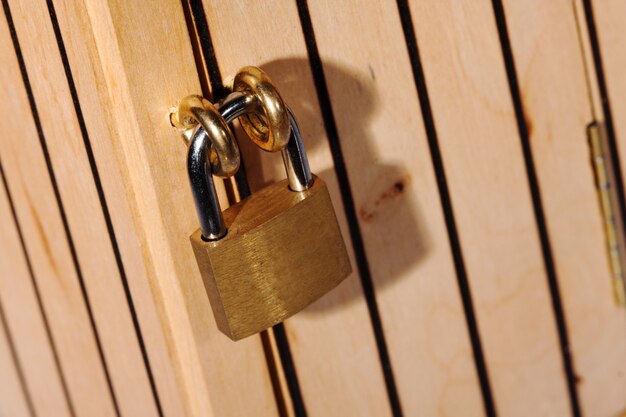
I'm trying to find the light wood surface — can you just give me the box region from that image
[49,0,186,414]
[306,1,485,415]
[7,1,160,415]
[407,0,571,415]
[503,1,626,415]
[0,6,118,416]
[0,168,71,417]
[0,308,31,417]
[50,0,279,415]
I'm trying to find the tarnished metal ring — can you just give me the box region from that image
[233,66,290,152]
[171,95,240,177]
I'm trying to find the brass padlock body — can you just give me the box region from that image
[191,175,351,340]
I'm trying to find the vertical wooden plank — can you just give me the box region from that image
[502,1,626,415]
[50,1,186,414]
[51,0,280,415]
[504,0,626,416]
[0,306,31,417]
[7,0,160,415]
[0,3,118,416]
[0,168,71,417]
[406,1,572,415]
[304,1,485,415]
[201,1,393,416]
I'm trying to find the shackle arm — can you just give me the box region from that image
[282,108,313,191]
[186,92,253,240]
[187,126,225,240]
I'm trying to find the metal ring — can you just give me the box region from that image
[172,95,240,177]
[233,66,291,152]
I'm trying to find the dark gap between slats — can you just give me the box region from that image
[44,2,164,416]
[582,0,626,242]
[1,2,120,415]
[0,163,37,417]
[258,330,290,417]
[295,1,403,416]
[491,1,582,416]
[183,1,305,416]
[395,1,497,416]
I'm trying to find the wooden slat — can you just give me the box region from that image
[201,1,394,415]
[572,1,603,119]
[0,169,71,417]
[304,1,485,415]
[406,1,572,414]
[0,306,31,417]
[49,1,186,414]
[7,1,160,415]
[0,5,118,416]
[502,1,626,415]
[50,0,279,415]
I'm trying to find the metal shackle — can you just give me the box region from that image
[184,92,253,240]
[224,89,314,192]
[280,108,313,192]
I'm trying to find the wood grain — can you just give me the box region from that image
[0,307,31,417]
[50,0,279,415]
[502,1,626,415]
[406,1,571,415]
[0,5,118,416]
[201,1,395,415]
[0,169,71,417]
[7,1,161,415]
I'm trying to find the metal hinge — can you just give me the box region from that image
[588,121,626,305]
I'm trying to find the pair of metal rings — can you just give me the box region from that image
[171,66,314,240]
[170,66,292,178]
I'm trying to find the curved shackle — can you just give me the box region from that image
[185,92,254,240]
[212,90,313,192]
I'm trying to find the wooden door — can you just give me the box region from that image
[2,1,626,416]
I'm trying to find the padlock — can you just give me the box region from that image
[174,68,351,340]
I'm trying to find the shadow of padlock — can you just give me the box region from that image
[172,67,351,341]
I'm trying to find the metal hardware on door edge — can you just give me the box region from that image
[588,122,626,306]
[170,66,352,340]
